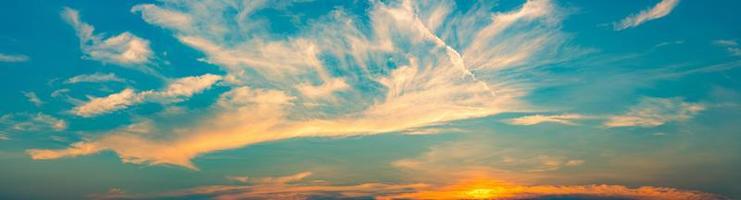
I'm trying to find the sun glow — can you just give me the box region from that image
[465,188,498,199]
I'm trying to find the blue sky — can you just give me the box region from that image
[1,0,740,199]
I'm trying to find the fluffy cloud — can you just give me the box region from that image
[61,7,154,71]
[71,74,222,117]
[507,114,587,125]
[65,73,125,84]
[91,171,723,200]
[604,97,704,127]
[0,53,29,62]
[614,0,680,30]
[32,0,577,168]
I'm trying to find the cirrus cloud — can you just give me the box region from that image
[62,7,154,72]
[31,0,578,169]
[70,74,222,117]
[604,97,704,128]
[614,0,680,31]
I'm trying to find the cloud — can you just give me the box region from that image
[22,91,44,107]
[713,39,741,56]
[387,180,724,200]
[31,0,577,169]
[131,4,192,31]
[0,53,29,62]
[91,171,724,200]
[156,74,223,101]
[72,88,144,117]
[65,73,125,84]
[614,0,679,30]
[225,176,249,184]
[0,113,67,133]
[28,142,100,160]
[296,78,350,100]
[71,74,222,117]
[61,7,154,71]
[391,138,587,182]
[604,97,704,127]
[506,114,587,125]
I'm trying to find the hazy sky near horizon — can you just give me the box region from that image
[1,0,740,199]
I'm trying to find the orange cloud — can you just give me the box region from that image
[385,178,723,200]
[93,172,725,200]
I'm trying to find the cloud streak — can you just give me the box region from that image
[714,39,741,57]
[0,53,29,62]
[604,97,704,127]
[61,7,154,72]
[507,114,587,126]
[0,113,67,134]
[614,0,679,30]
[22,91,44,107]
[71,74,222,117]
[65,73,125,84]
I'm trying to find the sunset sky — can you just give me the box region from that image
[1,0,740,199]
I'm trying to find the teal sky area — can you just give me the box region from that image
[1,0,740,199]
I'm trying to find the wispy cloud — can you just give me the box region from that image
[506,114,588,126]
[31,0,578,169]
[0,113,67,133]
[614,0,679,30]
[65,73,125,84]
[296,78,349,100]
[713,39,741,56]
[71,74,222,117]
[0,53,29,62]
[604,97,704,127]
[61,7,154,72]
[22,91,44,107]
[225,176,249,184]
[71,88,144,117]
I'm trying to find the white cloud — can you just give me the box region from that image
[61,7,154,70]
[31,0,577,169]
[71,74,222,117]
[22,91,43,107]
[0,53,29,62]
[131,4,192,31]
[72,88,144,117]
[604,97,704,127]
[0,113,67,133]
[614,0,680,30]
[296,78,349,100]
[507,114,587,126]
[157,74,222,100]
[65,73,125,84]
[713,39,741,56]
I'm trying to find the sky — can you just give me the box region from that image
[0,0,740,199]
